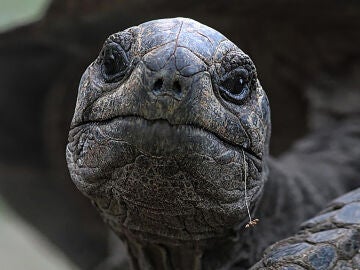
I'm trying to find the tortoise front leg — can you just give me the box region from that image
[250,188,360,269]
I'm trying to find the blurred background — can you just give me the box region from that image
[0,0,359,269]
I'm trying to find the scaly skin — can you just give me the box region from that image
[250,188,360,270]
[66,18,360,269]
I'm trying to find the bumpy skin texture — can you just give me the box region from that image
[67,18,360,269]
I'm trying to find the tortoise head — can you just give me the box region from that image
[66,18,271,245]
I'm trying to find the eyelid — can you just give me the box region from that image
[220,67,249,82]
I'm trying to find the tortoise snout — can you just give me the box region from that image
[142,43,207,101]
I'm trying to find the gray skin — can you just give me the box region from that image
[66,18,360,269]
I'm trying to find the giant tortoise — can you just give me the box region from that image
[66,18,360,269]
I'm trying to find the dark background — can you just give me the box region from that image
[0,0,359,269]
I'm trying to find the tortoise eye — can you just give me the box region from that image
[101,43,129,82]
[219,68,250,104]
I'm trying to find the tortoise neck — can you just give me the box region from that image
[125,239,203,270]
[123,234,246,270]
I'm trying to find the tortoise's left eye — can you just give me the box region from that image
[101,43,129,82]
[219,68,250,104]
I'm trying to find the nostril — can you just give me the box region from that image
[153,79,163,92]
[173,80,182,94]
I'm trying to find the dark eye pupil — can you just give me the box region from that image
[222,77,246,94]
[233,78,245,94]
[104,53,118,75]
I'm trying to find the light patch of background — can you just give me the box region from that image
[0,0,49,31]
[0,199,78,270]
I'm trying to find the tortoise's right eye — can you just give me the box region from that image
[101,43,129,83]
[219,68,251,104]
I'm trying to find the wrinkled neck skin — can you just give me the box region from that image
[123,234,236,270]
[120,144,356,270]
[118,199,260,270]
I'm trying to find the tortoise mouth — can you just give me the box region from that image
[70,115,261,162]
